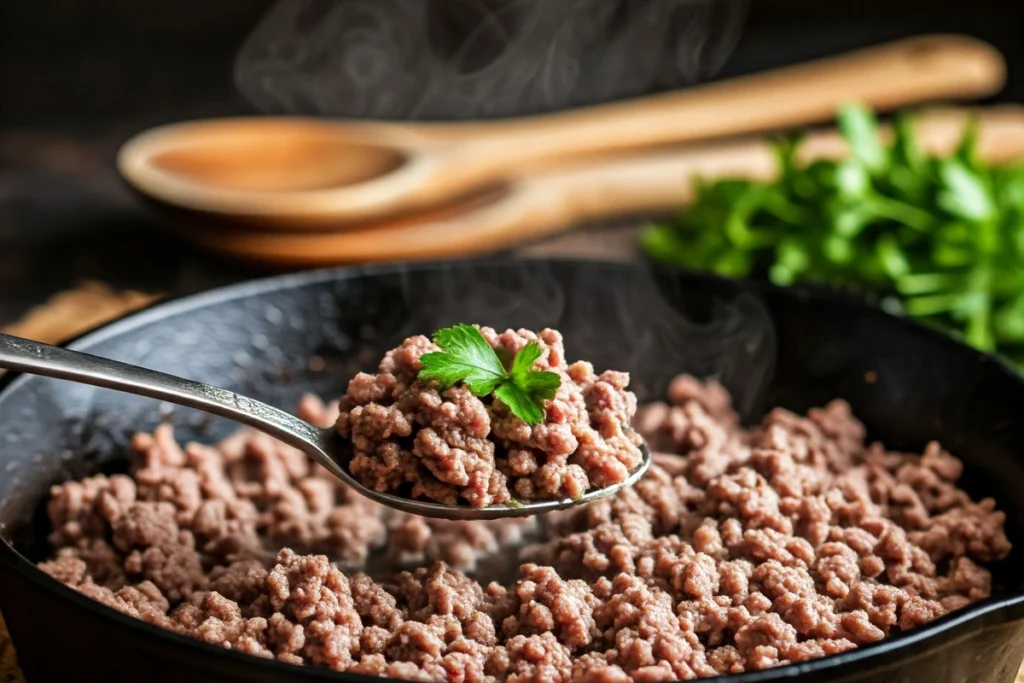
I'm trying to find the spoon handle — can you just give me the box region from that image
[0,333,325,455]
[462,35,1006,169]
[524,105,1024,222]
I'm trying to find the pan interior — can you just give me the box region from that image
[1,260,1022,598]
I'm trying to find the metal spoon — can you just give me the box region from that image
[0,333,652,521]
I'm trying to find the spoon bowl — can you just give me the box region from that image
[144,120,408,193]
[0,332,652,521]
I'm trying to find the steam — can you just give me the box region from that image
[233,0,749,120]
[368,261,776,423]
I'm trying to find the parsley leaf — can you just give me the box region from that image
[937,158,994,222]
[642,102,1024,369]
[417,325,561,425]
[838,103,888,174]
[418,324,507,395]
[508,338,543,375]
[506,341,561,419]
[494,382,544,426]
[508,342,560,396]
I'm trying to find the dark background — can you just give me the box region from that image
[4,0,1022,130]
[1,0,1023,324]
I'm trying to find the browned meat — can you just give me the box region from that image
[337,328,643,507]
[36,375,1010,682]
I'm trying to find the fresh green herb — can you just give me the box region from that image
[642,103,1024,367]
[417,325,507,395]
[418,324,561,425]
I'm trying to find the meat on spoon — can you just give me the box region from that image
[0,329,651,521]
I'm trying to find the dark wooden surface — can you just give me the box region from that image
[1,0,1022,327]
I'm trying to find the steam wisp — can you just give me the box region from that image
[233,0,749,120]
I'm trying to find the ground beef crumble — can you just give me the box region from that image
[36,374,1010,681]
[336,328,645,507]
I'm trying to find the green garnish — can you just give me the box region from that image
[643,103,1024,368]
[418,324,561,425]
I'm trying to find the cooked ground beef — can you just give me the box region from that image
[337,328,645,507]
[36,375,1010,681]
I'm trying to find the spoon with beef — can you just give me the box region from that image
[0,325,651,520]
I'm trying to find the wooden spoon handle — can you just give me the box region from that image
[458,35,1007,170]
[189,106,1024,267]
[525,106,1024,222]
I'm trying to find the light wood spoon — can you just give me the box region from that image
[117,34,1006,231]
[179,106,1024,267]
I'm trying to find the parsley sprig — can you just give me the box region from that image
[643,103,1024,368]
[418,324,561,425]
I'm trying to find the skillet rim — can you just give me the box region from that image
[1,256,1023,683]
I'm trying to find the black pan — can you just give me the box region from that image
[1,259,1024,683]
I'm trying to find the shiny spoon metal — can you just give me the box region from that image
[0,332,651,521]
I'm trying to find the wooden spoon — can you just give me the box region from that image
[178,106,1024,267]
[118,35,1006,231]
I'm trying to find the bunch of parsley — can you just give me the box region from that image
[642,104,1024,367]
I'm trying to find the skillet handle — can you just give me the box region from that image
[460,35,1007,171]
[0,333,330,468]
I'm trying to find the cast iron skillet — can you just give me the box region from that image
[1,259,1024,683]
